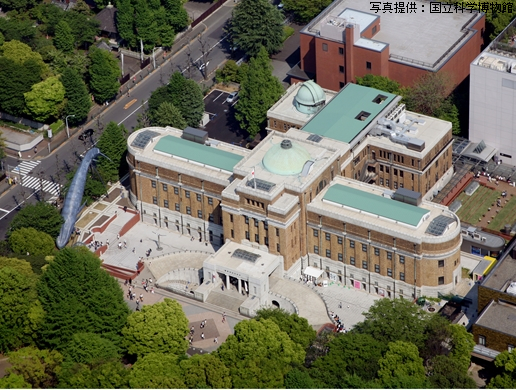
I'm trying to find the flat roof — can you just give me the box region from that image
[323,183,429,227]
[476,300,516,337]
[338,9,376,33]
[303,0,482,68]
[482,254,516,292]
[302,83,396,143]
[154,135,243,172]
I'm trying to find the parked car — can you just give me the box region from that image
[78,128,94,141]
[226,91,239,104]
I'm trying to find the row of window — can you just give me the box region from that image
[244,216,269,230]
[477,336,514,352]
[150,181,214,204]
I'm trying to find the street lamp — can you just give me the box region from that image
[65,115,75,139]
[152,47,162,69]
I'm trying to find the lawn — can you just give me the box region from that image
[490,195,516,231]
[456,185,501,225]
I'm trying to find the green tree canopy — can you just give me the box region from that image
[254,307,316,349]
[95,121,128,182]
[62,332,121,365]
[235,46,283,137]
[6,346,63,388]
[355,73,404,95]
[37,247,130,350]
[284,367,318,389]
[216,318,305,388]
[0,0,37,11]
[128,352,185,388]
[176,78,204,128]
[150,101,187,129]
[180,353,232,389]
[54,20,74,53]
[61,67,91,125]
[122,298,189,357]
[428,355,476,389]
[227,0,284,57]
[488,349,516,389]
[62,168,107,206]
[8,201,64,239]
[58,360,129,389]
[88,46,120,103]
[282,0,332,23]
[353,298,431,350]
[0,263,38,353]
[9,227,55,256]
[0,40,47,70]
[405,72,453,116]
[64,10,100,49]
[0,373,31,389]
[377,341,428,388]
[116,0,136,47]
[24,76,66,122]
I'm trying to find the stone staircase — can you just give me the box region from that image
[205,290,247,312]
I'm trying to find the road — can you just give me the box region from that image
[0,2,236,239]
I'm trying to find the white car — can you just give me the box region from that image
[227,91,239,103]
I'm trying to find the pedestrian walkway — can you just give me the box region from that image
[12,160,41,176]
[18,175,61,197]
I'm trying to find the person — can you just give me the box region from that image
[201,333,205,340]
[214,337,218,344]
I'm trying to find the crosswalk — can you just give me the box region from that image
[12,161,62,197]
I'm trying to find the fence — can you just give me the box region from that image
[191,0,230,28]
[0,111,45,130]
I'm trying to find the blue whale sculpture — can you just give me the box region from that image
[56,147,109,249]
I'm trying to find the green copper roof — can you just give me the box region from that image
[262,139,311,176]
[323,184,429,227]
[154,135,243,172]
[302,83,396,143]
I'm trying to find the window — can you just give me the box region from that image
[355,111,370,121]
[265,237,269,245]
[372,94,387,104]
[314,245,319,254]
[339,65,344,73]
[196,194,201,202]
[208,197,213,205]
[374,248,380,256]
[277,243,280,252]
[255,234,259,243]
[386,179,390,186]
[338,253,343,261]
[372,25,377,34]
[338,237,343,244]
[438,276,444,285]
[174,187,179,195]
[509,345,514,352]
[326,249,331,258]
[399,255,405,264]
[380,178,384,185]
[162,183,168,192]
[152,196,157,205]
[362,261,368,269]
[438,260,445,267]
[339,47,344,55]
[186,207,191,215]
[209,214,214,222]
[231,229,234,238]
[245,216,249,224]
[151,180,156,188]
[400,170,404,178]
[313,229,318,237]
[230,214,233,223]
[254,219,259,227]
[366,61,372,69]
[339,82,345,88]
[387,268,393,277]
[380,165,384,172]
[350,257,355,266]
[197,210,202,218]
[322,43,328,51]
[375,264,380,273]
[245,231,250,239]
[185,191,190,198]
[175,203,180,211]
[479,336,486,346]
[163,200,169,208]
[394,182,398,189]
[325,233,331,241]
[276,228,279,237]
[387,251,392,260]
[264,221,268,230]
[350,240,355,248]
[400,272,405,281]
[362,243,367,252]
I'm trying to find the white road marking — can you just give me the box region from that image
[118,101,148,125]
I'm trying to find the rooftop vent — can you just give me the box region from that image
[281,139,292,149]
[182,127,208,144]
[393,188,422,206]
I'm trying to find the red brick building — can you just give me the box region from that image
[290,0,485,90]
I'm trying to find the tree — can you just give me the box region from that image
[95,121,128,182]
[148,85,174,114]
[134,0,158,52]
[9,227,55,256]
[448,324,476,372]
[62,168,107,206]
[128,353,185,388]
[215,60,240,84]
[0,0,37,11]
[177,78,205,128]
[54,20,74,53]
[180,354,232,389]
[0,373,31,389]
[8,201,64,239]
[254,308,316,349]
[216,319,305,388]
[488,349,516,389]
[61,67,91,125]
[0,263,38,353]
[62,333,121,365]
[122,298,189,357]
[428,355,476,389]
[227,0,284,57]
[0,40,48,71]
[88,46,120,103]
[59,360,129,389]
[151,101,187,129]
[37,247,130,350]
[355,74,404,95]
[116,0,136,47]
[405,72,453,116]
[0,130,6,161]
[353,298,431,350]
[235,46,283,137]
[377,341,428,388]
[24,76,66,122]
[282,0,332,23]
[64,10,100,49]
[6,346,63,388]
[162,0,188,33]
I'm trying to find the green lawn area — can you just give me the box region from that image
[490,195,516,231]
[456,186,501,225]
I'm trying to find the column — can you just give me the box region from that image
[238,278,241,294]
[226,274,229,289]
